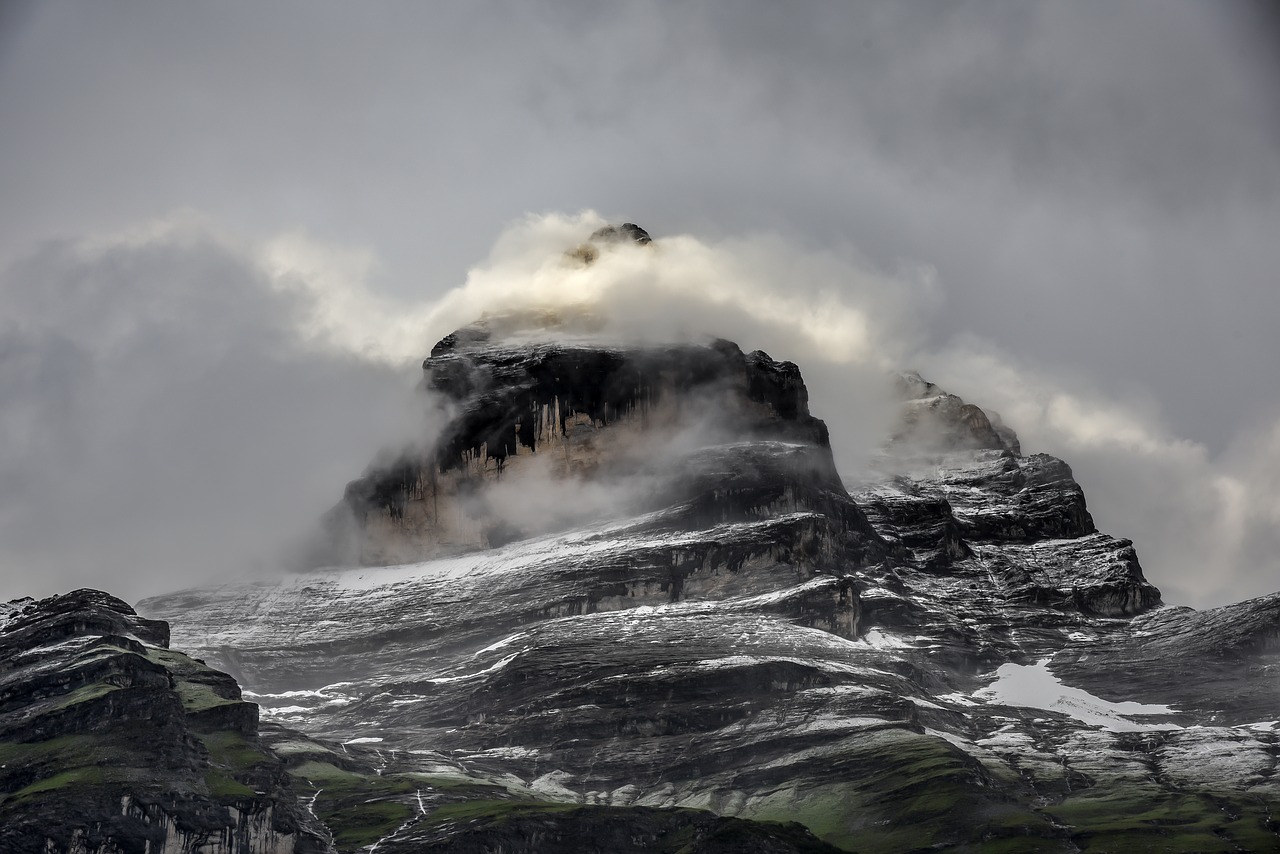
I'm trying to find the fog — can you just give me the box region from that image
[0,218,431,601]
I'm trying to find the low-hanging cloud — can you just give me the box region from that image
[259,210,934,368]
[0,215,434,603]
[0,211,916,603]
[1,209,1276,609]
[270,209,925,477]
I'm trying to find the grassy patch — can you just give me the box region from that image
[425,799,578,825]
[175,681,238,713]
[45,682,120,712]
[741,729,1058,853]
[1047,790,1276,853]
[5,766,110,802]
[0,735,128,808]
[289,763,427,851]
[205,770,255,800]
[326,800,416,849]
[0,734,101,767]
[144,648,188,667]
[290,760,367,786]
[290,762,418,798]
[144,648,240,714]
[192,731,274,807]
[199,731,269,771]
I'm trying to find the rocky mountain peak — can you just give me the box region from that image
[569,220,653,264]
[890,370,1020,455]
[6,222,1277,852]
[589,221,652,245]
[2,587,171,650]
[329,317,865,566]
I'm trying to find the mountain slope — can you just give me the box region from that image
[138,301,1280,851]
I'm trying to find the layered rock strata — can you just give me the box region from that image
[0,590,330,854]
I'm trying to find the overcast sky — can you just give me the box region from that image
[1,1,1277,607]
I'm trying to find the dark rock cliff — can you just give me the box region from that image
[0,590,329,854]
[328,313,883,571]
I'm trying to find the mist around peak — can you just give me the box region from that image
[0,210,1276,608]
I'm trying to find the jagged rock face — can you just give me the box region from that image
[0,590,329,854]
[855,451,1155,617]
[330,322,870,568]
[136,326,1280,851]
[591,221,653,246]
[892,371,1020,454]
[1052,592,1280,723]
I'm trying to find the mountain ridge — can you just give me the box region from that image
[2,224,1277,851]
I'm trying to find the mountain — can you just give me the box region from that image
[3,225,1278,852]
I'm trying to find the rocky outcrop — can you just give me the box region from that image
[589,222,652,246]
[0,590,329,854]
[891,371,1020,455]
[327,319,878,569]
[1052,591,1280,722]
[568,221,653,263]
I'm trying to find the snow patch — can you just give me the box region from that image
[529,770,580,801]
[860,629,927,650]
[973,658,1181,732]
[429,650,524,684]
[474,631,530,656]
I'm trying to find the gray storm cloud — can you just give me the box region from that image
[0,218,434,603]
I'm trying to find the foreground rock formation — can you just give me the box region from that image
[0,590,329,853]
[5,226,1278,851]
